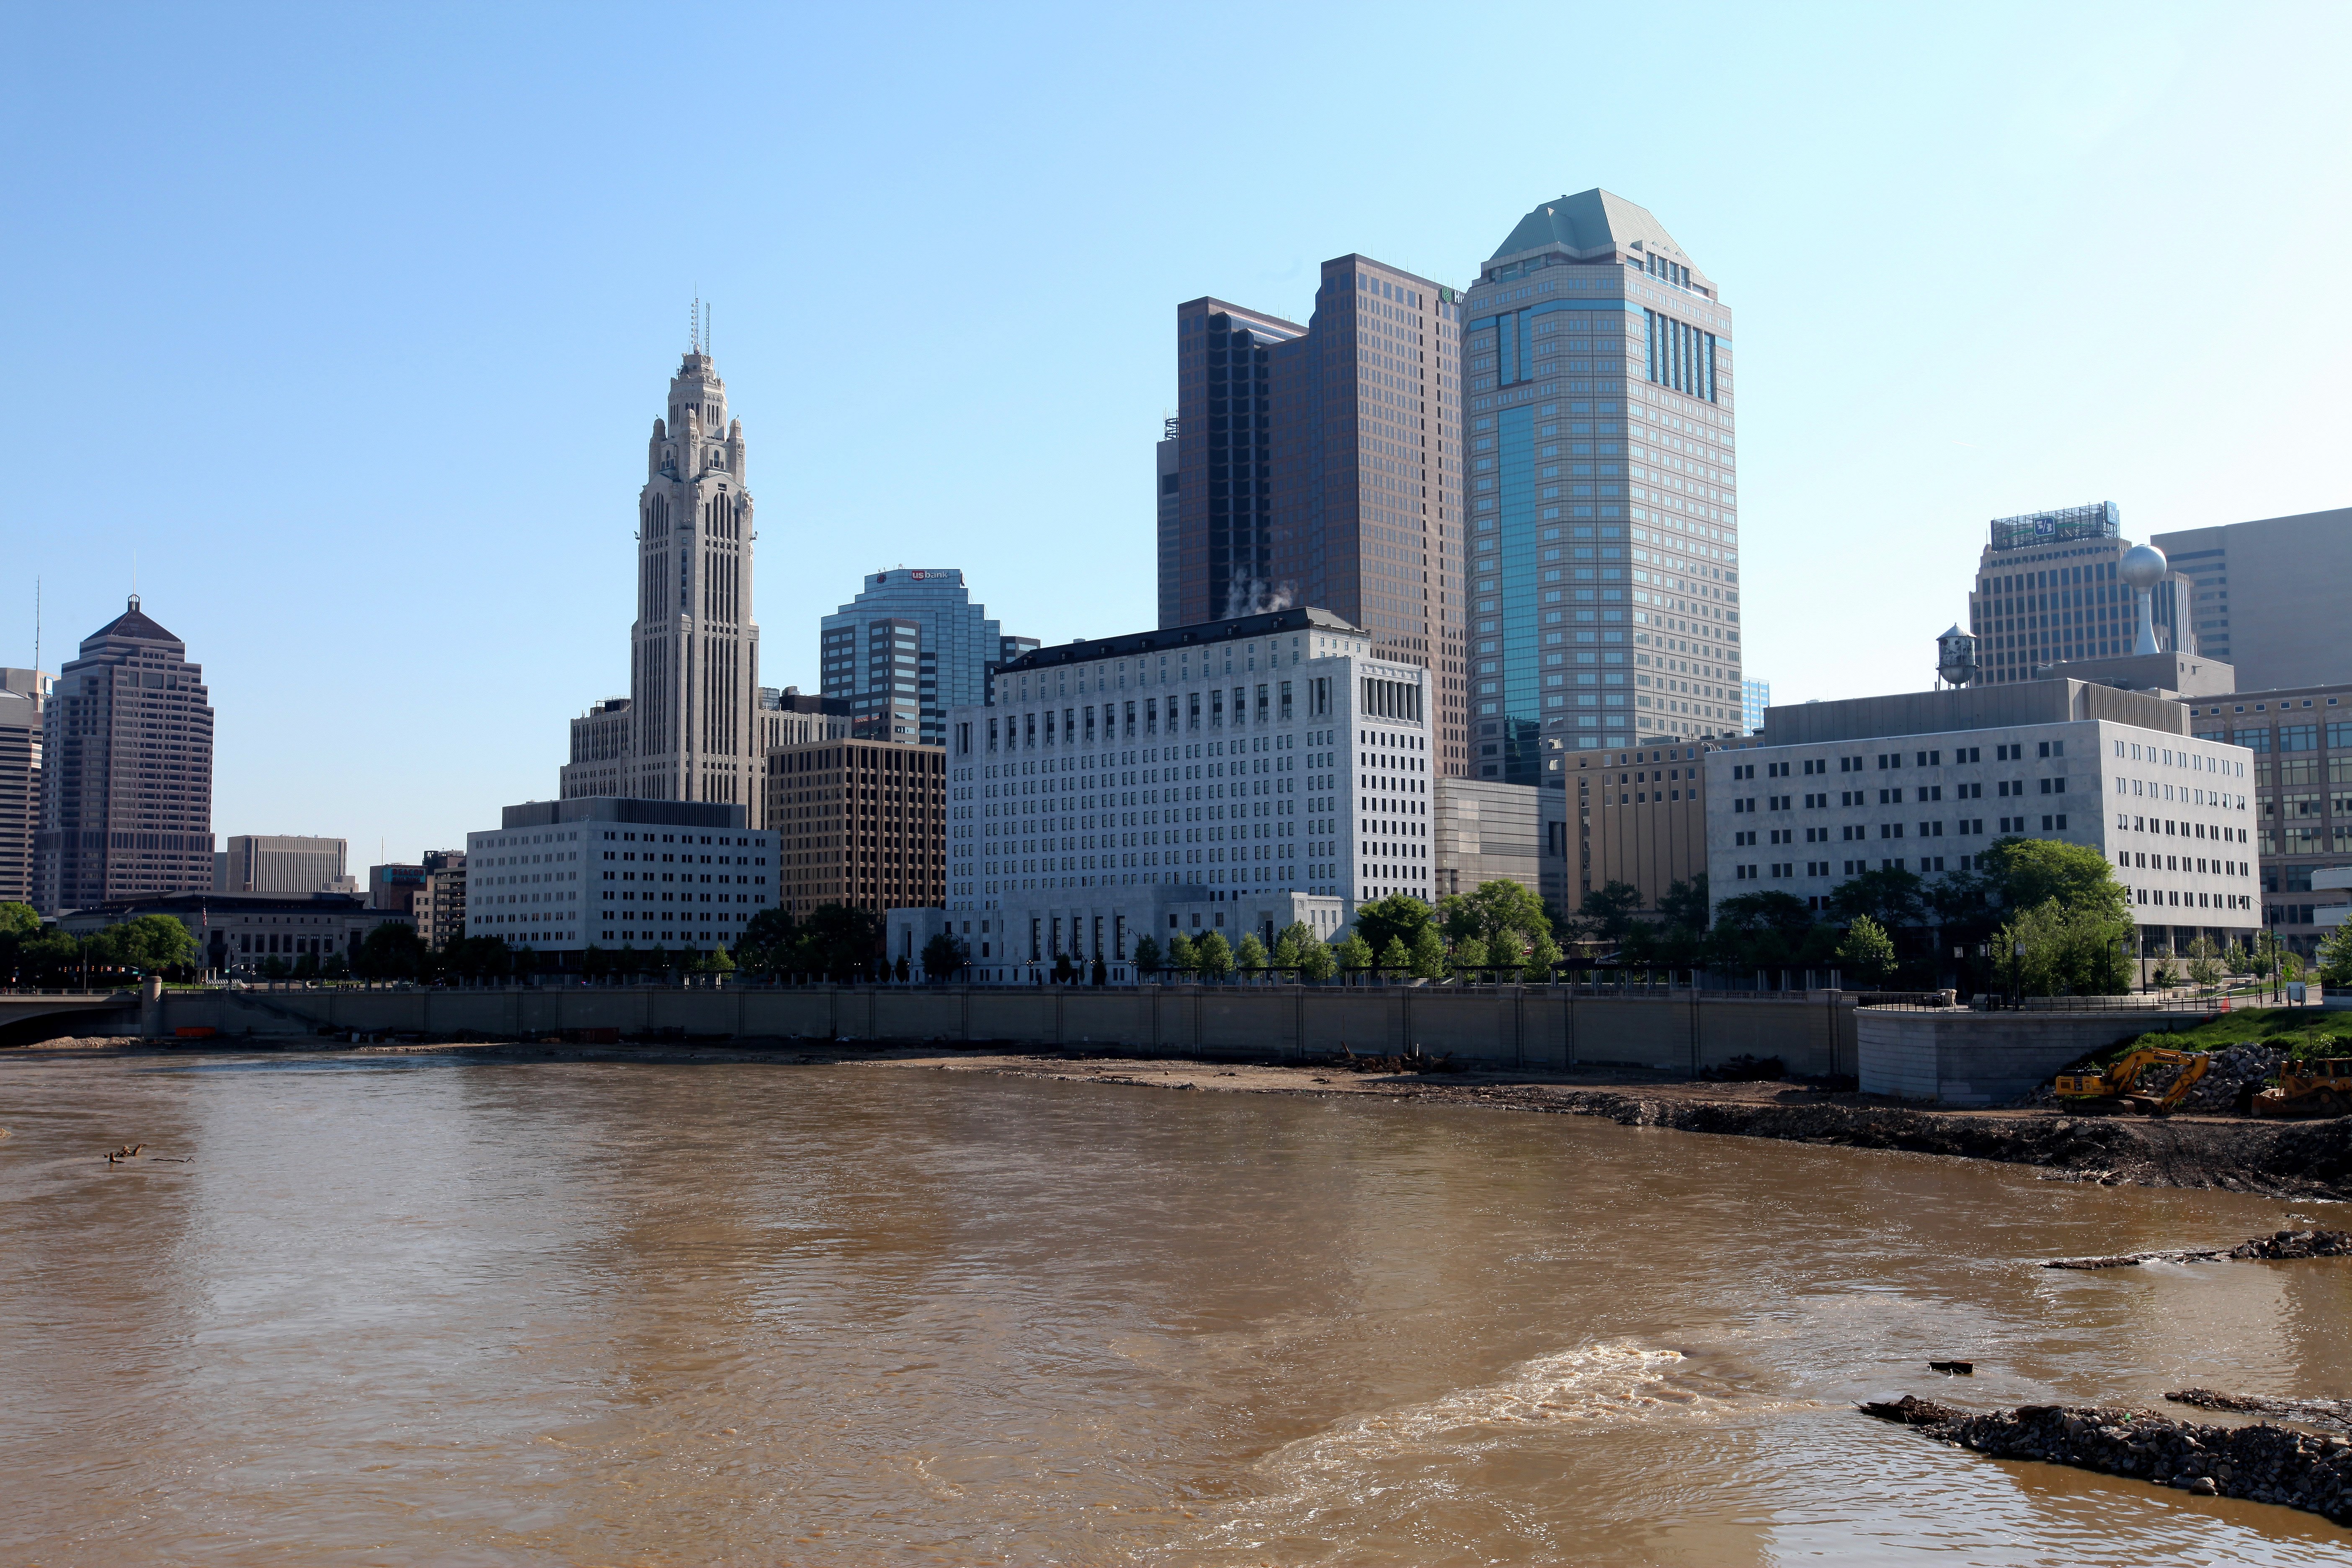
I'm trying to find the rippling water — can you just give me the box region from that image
[3,1051,2349,1565]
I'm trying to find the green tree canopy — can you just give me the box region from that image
[1234,932,1269,975]
[1656,874,1710,933]
[2316,922,2352,989]
[1165,931,1195,971]
[1836,915,1898,986]
[1981,836,2129,921]
[1452,935,1490,971]
[1132,934,1163,975]
[1376,935,1410,972]
[90,914,197,974]
[921,930,968,981]
[794,903,884,980]
[1333,931,1374,972]
[1578,881,1645,943]
[0,901,36,941]
[1408,925,1447,980]
[1826,867,1928,931]
[1192,930,1234,978]
[1522,927,1563,982]
[1999,899,2133,996]
[353,921,428,980]
[1353,894,1434,956]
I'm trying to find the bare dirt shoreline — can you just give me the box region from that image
[19,1034,2352,1200]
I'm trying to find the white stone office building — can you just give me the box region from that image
[894,607,1431,981]
[466,797,775,958]
[1706,681,2259,956]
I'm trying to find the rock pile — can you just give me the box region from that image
[1861,1396,2352,1522]
[2177,1042,2291,1112]
[2227,1228,2352,1259]
[2169,1389,2352,1433]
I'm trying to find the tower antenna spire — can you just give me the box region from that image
[690,291,701,354]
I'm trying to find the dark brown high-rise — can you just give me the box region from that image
[1163,255,1468,774]
[765,739,946,917]
[36,596,215,913]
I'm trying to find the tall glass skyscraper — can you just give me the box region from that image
[1165,255,1469,774]
[1460,191,1741,783]
[820,570,1032,746]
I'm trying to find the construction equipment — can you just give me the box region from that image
[2249,1057,2352,1118]
[2053,1048,2210,1115]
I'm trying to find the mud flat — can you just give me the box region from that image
[19,1033,2352,1199]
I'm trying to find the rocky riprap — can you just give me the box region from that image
[2045,1228,2352,1270]
[1862,1395,2352,1522]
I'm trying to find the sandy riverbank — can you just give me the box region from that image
[20,1033,2352,1200]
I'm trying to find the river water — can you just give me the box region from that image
[3,1052,2349,1566]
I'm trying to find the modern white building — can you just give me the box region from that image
[894,606,1431,981]
[1707,680,2259,954]
[465,797,775,957]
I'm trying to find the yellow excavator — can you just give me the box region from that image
[2249,1057,2352,1118]
[2053,1047,2210,1115]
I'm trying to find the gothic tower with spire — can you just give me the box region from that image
[621,331,760,815]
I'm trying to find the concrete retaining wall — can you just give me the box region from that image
[156,984,1865,1075]
[1856,1007,2202,1106]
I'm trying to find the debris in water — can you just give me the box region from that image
[1929,1361,1974,1376]
[2166,1389,2352,1433]
[1861,1397,2352,1523]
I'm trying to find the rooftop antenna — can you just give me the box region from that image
[32,577,39,682]
[690,291,701,354]
[704,301,711,360]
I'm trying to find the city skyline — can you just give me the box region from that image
[4,5,2346,863]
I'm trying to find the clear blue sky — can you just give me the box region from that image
[4,2,2344,864]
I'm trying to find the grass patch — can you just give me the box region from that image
[2102,1008,2352,1064]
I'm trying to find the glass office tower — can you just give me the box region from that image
[820,570,1029,747]
[1460,191,1741,783]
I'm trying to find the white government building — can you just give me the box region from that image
[889,607,1432,981]
[1707,680,2259,953]
[466,797,775,956]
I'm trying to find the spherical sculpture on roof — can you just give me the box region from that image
[2119,542,2168,591]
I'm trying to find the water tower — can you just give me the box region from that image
[1935,624,1979,688]
[2119,542,2168,655]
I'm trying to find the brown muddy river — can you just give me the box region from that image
[3,1051,2349,1565]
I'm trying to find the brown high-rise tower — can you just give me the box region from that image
[1164,255,1469,776]
[35,596,215,913]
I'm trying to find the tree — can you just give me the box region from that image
[17,928,80,985]
[738,907,798,975]
[890,953,909,983]
[1825,867,1928,932]
[84,914,197,977]
[1998,900,2133,997]
[0,902,36,940]
[354,922,429,981]
[1051,952,1077,984]
[1376,935,1410,975]
[1408,925,1447,980]
[1132,934,1163,979]
[2148,952,2183,989]
[1980,836,2129,923]
[1234,932,1269,978]
[2316,921,2352,989]
[443,935,513,980]
[1451,934,1489,975]
[1165,931,1195,975]
[1656,874,1710,933]
[1354,894,1435,956]
[1334,931,1374,975]
[1578,881,1645,944]
[710,944,738,976]
[921,931,969,982]
[1837,915,1898,987]
[794,903,884,981]
[1295,932,1338,982]
[1522,927,1563,983]
[2184,934,2224,991]
[1710,891,1817,972]
[1193,930,1234,980]
[1089,957,1107,986]
[1271,921,1311,976]
[320,953,350,980]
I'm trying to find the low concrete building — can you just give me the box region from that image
[216,835,348,895]
[465,798,774,958]
[1432,778,1541,898]
[1710,679,2259,956]
[54,890,408,975]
